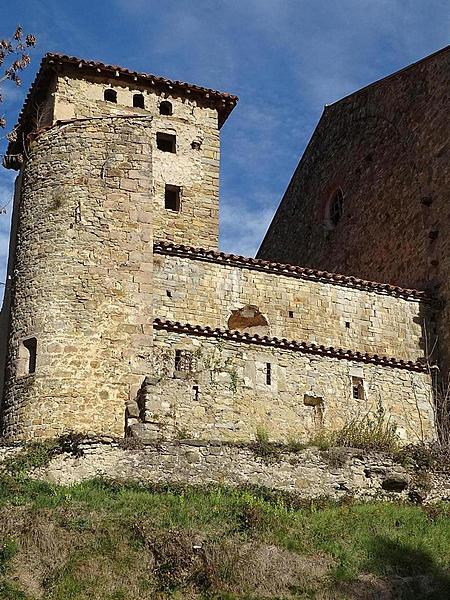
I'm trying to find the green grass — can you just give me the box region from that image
[0,474,449,599]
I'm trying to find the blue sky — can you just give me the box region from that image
[1,0,449,301]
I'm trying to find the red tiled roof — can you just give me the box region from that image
[44,53,238,121]
[153,241,430,300]
[153,319,427,372]
[5,52,238,168]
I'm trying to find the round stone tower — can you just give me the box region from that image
[1,117,154,439]
[0,53,236,440]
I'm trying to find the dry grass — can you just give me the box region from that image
[0,473,449,599]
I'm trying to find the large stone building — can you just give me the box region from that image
[0,51,441,443]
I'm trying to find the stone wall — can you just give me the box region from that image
[154,250,429,363]
[1,117,154,440]
[130,326,434,444]
[256,47,450,371]
[1,440,448,504]
[54,72,221,249]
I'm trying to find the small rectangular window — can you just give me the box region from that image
[133,93,145,108]
[288,310,294,318]
[265,362,271,385]
[352,376,364,400]
[165,185,181,211]
[157,132,176,153]
[175,349,196,372]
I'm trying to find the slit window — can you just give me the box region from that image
[352,376,364,400]
[19,337,37,376]
[327,188,344,228]
[133,93,145,108]
[104,89,117,103]
[165,185,181,211]
[157,132,176,153]
[265,363,272,385]
[159,100,173,115]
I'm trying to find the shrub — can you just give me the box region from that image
[334,406,400,453]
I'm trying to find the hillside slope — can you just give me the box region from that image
[0,472,449,600]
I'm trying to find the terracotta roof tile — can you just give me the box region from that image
[153,241,430,300]
[5,52,238,168]
[153,319,427,372]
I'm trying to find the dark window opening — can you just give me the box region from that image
[159,100,173,115]
[329,189,344,228]
[104,89,117,103]
[166,290,173,298]
[175,349,196,372]
[345,321,350,328]
[288,310,294,318]
[133,93,145,108]
[352,376,364,400]
[157,132,176,153]
[265,363,272,385]
[193,385,200,401]
[165,185,181,211]
[22,337,37,375]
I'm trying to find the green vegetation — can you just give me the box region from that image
[0,439,448,598]
[0,468,449,599]
[253,407,400,461]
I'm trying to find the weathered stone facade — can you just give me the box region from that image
[0,51,441,446]
[257,45,450,372]
[134,325,434,444]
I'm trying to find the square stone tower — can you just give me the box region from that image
[0,53,237,439]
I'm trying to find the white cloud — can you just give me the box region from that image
[219,192,277,257]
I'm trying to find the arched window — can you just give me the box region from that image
[18,337,37,376]
[228,305,270,336]
[159,100,173,115]
[327,188,344,228]
[104,89,117,103]
[133,93,145,108]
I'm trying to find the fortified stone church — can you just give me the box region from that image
[0,47,448,443]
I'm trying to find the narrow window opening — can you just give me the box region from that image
[165,185,181,211]
[159,100,173,115]
[133,93,145,108]
[345,321,350,328]
[166,290,173,298]
[192,385,200,401]
[327,188,344,228]
[104,89,117,103]
[157,132,176,153]
[352,377,364,400]
[288,310,294,318]
[265,363,272,385]
[19,337,37,376]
